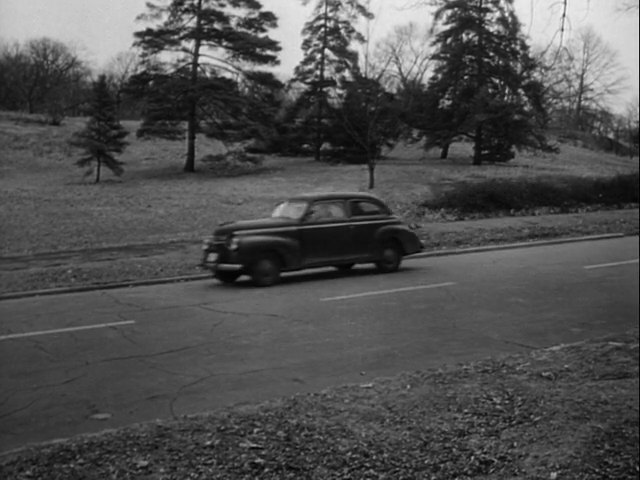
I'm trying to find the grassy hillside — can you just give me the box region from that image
[0,113,637,256]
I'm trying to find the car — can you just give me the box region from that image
[200,192,424,286]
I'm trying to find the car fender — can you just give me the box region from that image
[374,224,423,255]
[236,234,302,268]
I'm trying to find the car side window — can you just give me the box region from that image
[350,200,386,217]
[305,201,347,222]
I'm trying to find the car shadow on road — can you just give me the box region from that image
[206,265,424,289]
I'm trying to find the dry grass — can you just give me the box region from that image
[1,113,637,256]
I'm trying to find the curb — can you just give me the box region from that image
[0,233,627,301]
[409,232,626,259]
[0,274,211,301]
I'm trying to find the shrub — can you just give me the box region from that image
[423,173,639,214]
[200,150,265,176]
[136,120,184,140]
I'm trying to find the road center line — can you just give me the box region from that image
[0,320,136,341]
[584,259,639,270]
[320,282,456,302]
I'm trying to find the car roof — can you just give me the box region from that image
[287,191,385,203]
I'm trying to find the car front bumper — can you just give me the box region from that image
[201,250,244,272]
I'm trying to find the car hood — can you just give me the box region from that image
[214,217,297,235]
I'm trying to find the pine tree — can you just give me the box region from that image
[72,75,128,183]
[134,0,281,172]
[424,0,553,165]
[294,0,372,161]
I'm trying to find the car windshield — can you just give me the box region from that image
[271,200,309,220]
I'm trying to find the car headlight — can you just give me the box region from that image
[202,236,214,250]
[227,236,240,251]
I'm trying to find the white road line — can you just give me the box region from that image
[321,282,456,302]
[584,259,639,270]
[0,320,136,341]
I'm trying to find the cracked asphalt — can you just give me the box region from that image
[0,236,638,453]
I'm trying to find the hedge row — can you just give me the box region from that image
[423,173,639,214]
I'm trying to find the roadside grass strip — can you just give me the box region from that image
[320,282,456,302]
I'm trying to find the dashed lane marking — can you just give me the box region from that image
[320,282,456,302]
[584,259,639,270]
[0,320,136,341]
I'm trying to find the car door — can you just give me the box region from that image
[299,200,354,266]
[347,199,393,258]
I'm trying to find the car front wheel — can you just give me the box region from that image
[250,255,281,287]
[375,241,402,273]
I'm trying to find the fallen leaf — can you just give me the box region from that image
[239,440,263,450]
[89,413,112,421]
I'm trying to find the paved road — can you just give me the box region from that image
[1,237,638,453]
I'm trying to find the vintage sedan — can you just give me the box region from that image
[201,192,423,286]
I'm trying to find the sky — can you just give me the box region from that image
[0,0,638,110]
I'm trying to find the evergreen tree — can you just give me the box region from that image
[127,65,188,140]
[424,0,554,165]
[71,75,128,183]
[134,0,281,172]
[294,0,373,161]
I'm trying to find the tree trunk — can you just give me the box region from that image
[314,94,324,162]
[95,157,102,183]
[184,0,204,173]
[473,0,485,167]
[473,125,483,165]
[314,0,329,162]
[185,102,197,173]
[440,141,450,159]
[575,68,586,131]
[367,153,376,189]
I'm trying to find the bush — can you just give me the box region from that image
[423,173,639,214]
[136,120,184,140]
[200,150,266,176]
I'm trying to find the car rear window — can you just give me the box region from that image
[350,200,388,217]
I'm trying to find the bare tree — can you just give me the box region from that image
[372,22,434,92]
[623,95,639,157]
[0,38,89,121]
[103,50,143,118]
[0,42,29,110]
[21,38,88,117]
[616,0,640,12]
[549,26,627,131]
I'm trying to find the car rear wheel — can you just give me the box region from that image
[376,241,402,273]
[250,255,281,287]
[214,270,241,284]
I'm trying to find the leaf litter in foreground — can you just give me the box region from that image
[1,330,637,479]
